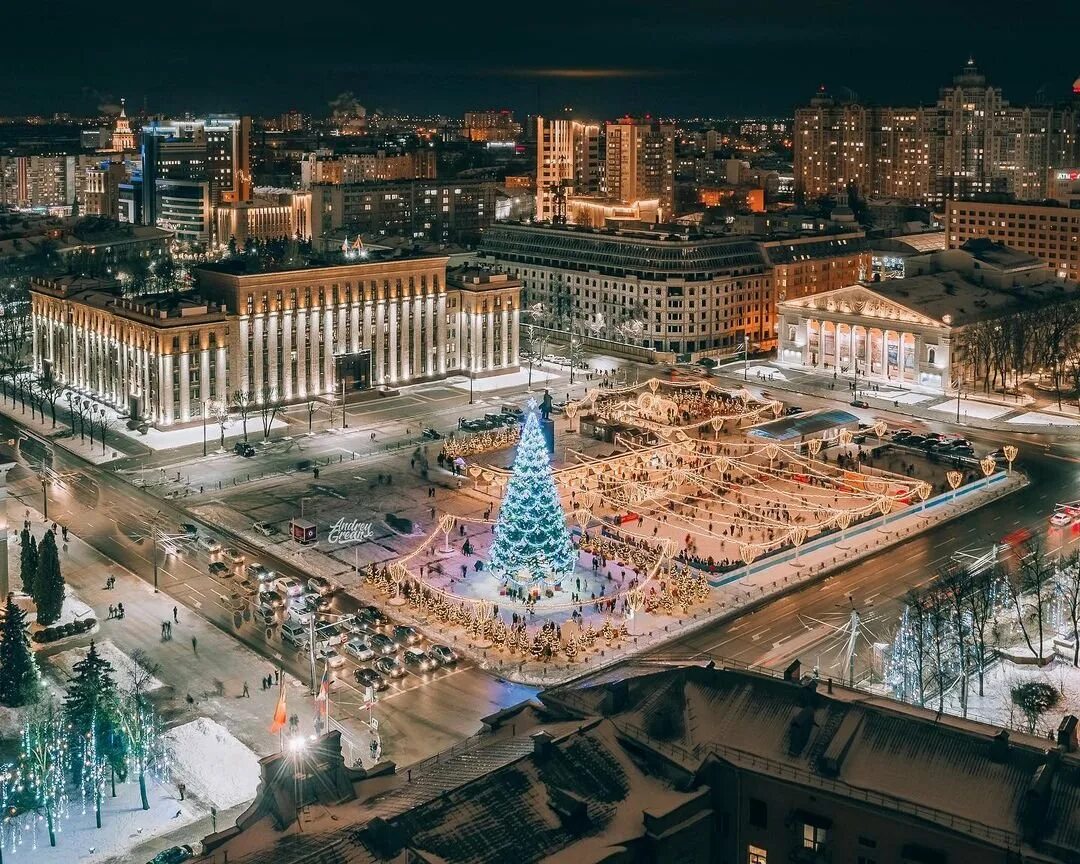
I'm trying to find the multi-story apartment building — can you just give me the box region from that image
[310,179,496,246]
[794,61,1080,205]
[299,151,436,188]
[0,154,97,213]
[29,259,520,429]
[463,110,521,142]
[604,117,676,218]
[761,232,871,302]
[478,222,773,355]
[945,199,1080,282]
[534,117,603,223]
[83,161,128,219]
[213,190,311,247]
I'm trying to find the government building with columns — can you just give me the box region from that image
[29,258,520,429]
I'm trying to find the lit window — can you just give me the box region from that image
[748,845,767,864]
[803,824,828,851]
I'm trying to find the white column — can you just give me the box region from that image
[216,345,227,402]
[323,307,334,392]
[252,315,264,397]
[374,300,385,383]
[238,318,251,394]
[350,303,360,355]
[510,304,520,368]
[411,296,422,381]
[161,354,173,425]
[267,312,279,397]
[485,310,494,371]
[179,352,191,421]
[281,311,293,400]
[295,310,307,398]
[500,308,509,368]
[309,308,321,394]
[199,348,210,409]
[400,298,411,383]
[388,301,398,383]
[424,294,435,376]
[436,293,447,374]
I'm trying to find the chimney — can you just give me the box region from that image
[1057,715,1078,753]
[783,659,801,682]
[531,730,555,761]
[989,729,1010,763]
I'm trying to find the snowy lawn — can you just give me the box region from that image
[745,365,787,381]
[48,640,164,691]
[886,391,935,405]
[165,717,261,810]
[12,589,98,651]
[446,368,558,393]
[946,655,1080,736]
[1007,411,1080,427]
[928,398,1012,420]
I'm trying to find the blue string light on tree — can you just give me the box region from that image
[489,399,576,588]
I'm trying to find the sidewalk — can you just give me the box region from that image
[719,360,1080,436]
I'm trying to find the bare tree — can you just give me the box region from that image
[964,564,999,696]
[941,568,972,717]
[116,650,164,811]
[924,589,951,712]
[1057,548,1080,667]
[231,390,253,441]
[306,398,319,433]
[39,378,64,427]
[902,590,930,708]
[1018,539,1055,659]
[98,412,115,455]
[258,384,282,440]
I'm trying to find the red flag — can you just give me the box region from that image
[270,679,287,734]
[315,666,330,717]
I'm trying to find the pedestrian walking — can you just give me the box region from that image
[161,621,168,639]
[116,602,124,618]
[167,622,172,639]
[242,681,250,697]
[107,605,114,619]
[173,606,179,623]
[274,669,280,684]
[210,806,217,832]
[191,636,198,654]
[177,783,186,801]
[61,526,68,541]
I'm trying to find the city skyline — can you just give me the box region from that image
[5,0,1079,118]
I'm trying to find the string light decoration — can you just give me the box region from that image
[441,424,520,459]
[488,402,577,587]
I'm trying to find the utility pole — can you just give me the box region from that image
[743,332,749,382]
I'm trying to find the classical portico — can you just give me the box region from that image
[777,285,952,392]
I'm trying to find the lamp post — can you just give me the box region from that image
[202,399,207,457]
[743,332,749,382]
[340,378,347,429]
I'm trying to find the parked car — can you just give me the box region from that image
[354,668,388,691]
[850,399,870,409]
[345,637,375,661]
[429,644,457,666]
[403,648,435,673]
[392,625,421,647]
[307,576,333,596]
[369,633,397,655]
[252,521,276,537]
[147,845,195,864]
[197,536,222,554]
[233,441,256,457]
[222,547,245,565]
[208,561,231,576]
[374,656,405,678]
[273,576,304,597]
[421,427,442,440]
[891,429,912,440]
[784,406,804,416]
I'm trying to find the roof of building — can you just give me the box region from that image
[30,277,227,326]
[746,408,859,441]
[479,222,768,277]
[873,230,948,254]
[960,237,1044,271]
[760,234,867,266]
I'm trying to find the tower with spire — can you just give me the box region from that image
[111,99,135,152]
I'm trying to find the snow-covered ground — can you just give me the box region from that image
[14,589,98,651]
[165,717,261,810]
[113,415,289,452]
[944,655,1080,736]
[48,640,164,691]
[928,398,1012,420]
[445,367,559,394]
[1007,411,1080,427]
[887,391,935,405]
[745,365,787,381]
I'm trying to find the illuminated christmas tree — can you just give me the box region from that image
[489,403,576,586]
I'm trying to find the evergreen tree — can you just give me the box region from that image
[0,593,39,707]
[34,530,65,626]
[65,641,125,826]
[489,403,577,586]
[19,528,38,597]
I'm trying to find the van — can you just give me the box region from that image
[281,620,309,646]
[197,536,222,554]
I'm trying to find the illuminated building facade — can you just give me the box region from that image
[535,117,602,223]
[463,110,521,142]
[604,117,676,219]
[110,99,135,152]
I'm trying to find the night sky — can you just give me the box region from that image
[6,0,1078,119]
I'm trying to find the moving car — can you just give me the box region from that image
[208,561,231,576]
[369,633,397,655]
[238,577,259,595]
[253,607,277,627]
[784,406,804,416]
[403,648,435,673]
[179,523,199,538]
[1050,511,1074,528]
[354,668,388,691]
[392,625,421,647]
[429,644,457,666]
[374,656,405,678]
[314,644,346,669]
[307,576,333,596]
[222,547,245,565]
[281,620,309,647]
[147,845,195,864]
[246,562,272,582]
[233,441,256,457]
[356,606,387,629]
[273,576,304,597]
[850,399,870,409]
[252,521,276,537]
[345,637,375,661]
[421,427,442,440]
[197,535,222,554]
[259,589,285,609]
[314,623,347,648]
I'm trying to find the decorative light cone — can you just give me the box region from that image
[980,456,996,477]
[808,438,823,457]
[647,378,660,393]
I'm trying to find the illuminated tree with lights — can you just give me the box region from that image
[489,403,576,587]
[20,701,71,848]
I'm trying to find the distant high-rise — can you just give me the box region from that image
[794,60,1080,205]
[111,99,135,152]
[534,117,602,223]
[463,110,520,143]
[604,117,676,219]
